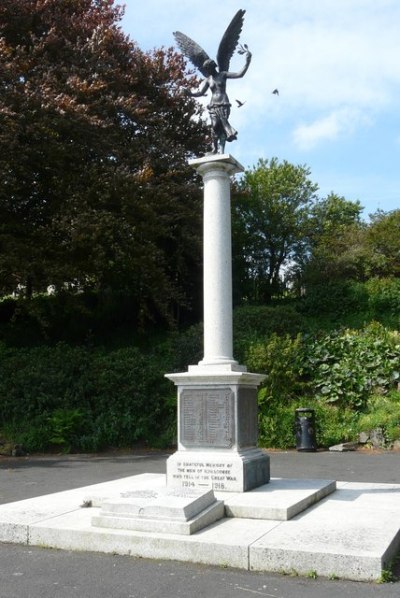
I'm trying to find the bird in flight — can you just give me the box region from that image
[272,89,279,95]
[235,99,246,107]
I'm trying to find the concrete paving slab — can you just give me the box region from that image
[250,481,400,581]
[29,508,279,570]
[1,474,400,581]
[220,478,336,520]
[0,473,162,543]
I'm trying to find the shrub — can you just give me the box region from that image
[301,323,400,410]
[247,334,305,403]
[251,322,400,448]
[299,281,368,318]
[2,296,400,453]
[366,277,400,318]
[47,408,88,452]
[357,392,400,445]
[258,397,358,449]
[168,323,203,372]
[0,342,92,422]
[0,341,176,452]
[0,291,163,347]
[233,304,305,338]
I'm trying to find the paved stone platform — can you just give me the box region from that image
[0,473,399,581]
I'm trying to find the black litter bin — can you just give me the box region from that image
[295,407,317,452]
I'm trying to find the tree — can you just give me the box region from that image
[232,158,318,303]
[300,193,366,285]
[309,193,363,240]
[364,209,400,278]
[0,0,207,325]
[302,203,400,288]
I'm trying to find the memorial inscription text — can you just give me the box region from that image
[171,460,237,491]
[180,388,234,448]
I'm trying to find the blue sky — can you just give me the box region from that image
[119,0,400,219]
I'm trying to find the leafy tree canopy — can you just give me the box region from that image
[301,193,366,285]
[232,157,318,303]
[365,210,400,278]
[0,0,207,325]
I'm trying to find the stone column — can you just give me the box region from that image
[196,155,238,368]
[165,154,270,492]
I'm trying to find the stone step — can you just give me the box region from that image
[219,478,336,520]
[92,487,224,535]
[1,474,400,581]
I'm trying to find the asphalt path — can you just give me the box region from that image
[0,449,399,598]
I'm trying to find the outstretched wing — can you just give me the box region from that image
[217,9,245,72]
[173,31,210,77]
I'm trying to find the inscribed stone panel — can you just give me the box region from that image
[180,388,234,448]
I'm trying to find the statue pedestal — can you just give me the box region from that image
[165,369,270,492]
[166,155,269,492]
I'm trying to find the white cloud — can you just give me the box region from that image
[123,1,400,113]
[293,108,371,149]
[120,1,400,213]
[251,8,400,111]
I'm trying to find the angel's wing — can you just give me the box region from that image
[173,31,210,77]
[216,9,245,72]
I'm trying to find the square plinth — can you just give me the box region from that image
[167,448,270,493]
[91,487,224,535]
[165,375,270,492]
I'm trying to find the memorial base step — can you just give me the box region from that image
[91,487,224,535]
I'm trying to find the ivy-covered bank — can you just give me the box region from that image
[1,280,400,453]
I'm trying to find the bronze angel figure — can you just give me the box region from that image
[174,9,252,154]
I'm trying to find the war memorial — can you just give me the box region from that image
[0,10,399,583]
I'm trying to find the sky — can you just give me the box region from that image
[119,0,400,219]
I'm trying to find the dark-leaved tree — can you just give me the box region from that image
[0,0,207,326]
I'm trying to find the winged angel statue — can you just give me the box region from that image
[173,9,251,154]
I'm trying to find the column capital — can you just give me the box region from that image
[189,154,244,177]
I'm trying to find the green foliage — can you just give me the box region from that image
[365,210,400,278]
[0,0,206,325]
[366,277,400,319]
[233,304,306,339]
[2,415,52,453]
[377,567,397,584]
[1,295,400,453]
[316,405,359,447]
[47,409,86,452]
[300,281,368,318]
[258,402,298,449]
[245,321,400,448]
[310,193,363,237]
[357,392,400,444]
[302,195,365,286]
[0,341,176,452]
[232,157,318,303]
[233,305,306,363]
[258,396,358,449]
[247,334,305,403]
[302,323,400,410]
[168,323,203,372]
[0,342,91,423]
[302,209,400,294]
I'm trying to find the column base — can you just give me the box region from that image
[167,448,270,493]
[165,366,268,493]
